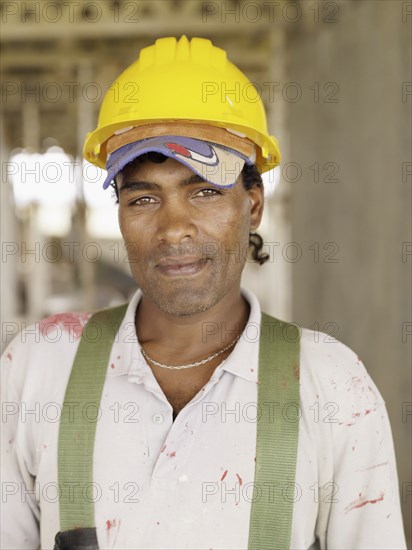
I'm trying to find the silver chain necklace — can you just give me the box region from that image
[140,333,241,370]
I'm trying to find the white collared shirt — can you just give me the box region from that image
[1,287,406,549]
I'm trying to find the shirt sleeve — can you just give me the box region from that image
[1,338,40,550]
[324,354,407,549]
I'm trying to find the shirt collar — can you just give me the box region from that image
[218,286,260,383]
[108,286,261,384]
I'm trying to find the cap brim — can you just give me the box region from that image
[102,135,253,190]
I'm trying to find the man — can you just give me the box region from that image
[1,36,407,549]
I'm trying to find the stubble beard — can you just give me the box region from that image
[133,259,240,317]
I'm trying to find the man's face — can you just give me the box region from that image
[117,157,264,316]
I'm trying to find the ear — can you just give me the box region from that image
[247,184,264,231]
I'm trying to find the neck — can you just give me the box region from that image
[135,287,250,364]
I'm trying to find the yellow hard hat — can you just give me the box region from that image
[83,35,280,174]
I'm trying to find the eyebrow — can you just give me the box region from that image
[119,174,207,194]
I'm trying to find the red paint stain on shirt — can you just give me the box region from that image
[369,461,388,469]
[236,473,243,486]
[6,352,13,361]
[221,469,228,481]
[160,444,166,453]
[40,312,92,341]
[111,363,116,369]
[344,492,384,514]
[359,461,388,472]
[169,451,176,458]
[106,519,116,530]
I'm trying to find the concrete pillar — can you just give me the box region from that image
[286,1,411,543]
[0,125,19,351]
[76,62,96,310]
[21,100,49,322]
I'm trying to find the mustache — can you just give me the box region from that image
[153,243,219,264]
[125,242,222,266]
[125,240,251,265]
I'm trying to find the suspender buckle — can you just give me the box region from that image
[53,527,99,550]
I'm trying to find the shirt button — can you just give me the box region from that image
[152,413,164,424]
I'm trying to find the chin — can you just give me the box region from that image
[158,286,218,316]
[140,278,222,317]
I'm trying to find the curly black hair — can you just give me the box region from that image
[111,152,269,266]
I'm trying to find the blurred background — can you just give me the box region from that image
[1,0,411,543]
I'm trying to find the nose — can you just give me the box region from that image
[156,200,197,244]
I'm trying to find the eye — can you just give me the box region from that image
[195,188,222,197]
[130,196,157,206]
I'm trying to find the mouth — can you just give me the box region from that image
[156,258,210,277]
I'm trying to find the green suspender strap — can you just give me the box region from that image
[248,313,301,550]
[54,304,128,550]
[55,308,300,550]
